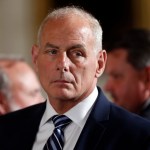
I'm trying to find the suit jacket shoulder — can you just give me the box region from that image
[0,101,46,150]
[74,87,150,150]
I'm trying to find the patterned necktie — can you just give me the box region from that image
[43,115,72,150]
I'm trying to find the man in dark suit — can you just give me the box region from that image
[104,29,150,120]
[0,6,150,150]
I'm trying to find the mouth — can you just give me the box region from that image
[50,80,72,89]
[51,78,74,86]
[50,74,74,86]
[54,80,70,83]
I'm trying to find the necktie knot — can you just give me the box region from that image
[52,115,72,130]
[43,115,72,150]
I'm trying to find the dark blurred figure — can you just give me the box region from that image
[0,55,44,115]
[104,29,150,120]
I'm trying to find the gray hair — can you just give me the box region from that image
[37,6,103,52]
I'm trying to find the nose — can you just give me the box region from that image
[56,53,69,72]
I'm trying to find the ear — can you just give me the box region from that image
[138,66,150,98]
[95,50,107,78]
[144,66,150,90]
[31,44,39,72]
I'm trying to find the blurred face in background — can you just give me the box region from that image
[104,49,147,113]
[0,60,44,112]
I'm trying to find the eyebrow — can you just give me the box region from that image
[44,43,59,49]
[68,44,85,50]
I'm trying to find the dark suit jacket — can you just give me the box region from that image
[0,87,150,150]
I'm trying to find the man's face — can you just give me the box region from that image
[32,16,106,105]
[104,49,146,112]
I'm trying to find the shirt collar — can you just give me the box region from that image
[66,87,98,128]
[40,87,98,128]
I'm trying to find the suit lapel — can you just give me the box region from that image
[25,102,46,145]
[74,87,110,150]
[18,101,47,149]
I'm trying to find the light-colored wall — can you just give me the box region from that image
[0,0,53,65]
[0,0,53,98]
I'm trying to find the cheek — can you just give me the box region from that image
[114,78,131,97]
[88,63,97,77]
[128,80,143,94]
[79,63,96,83]
[37,57,53,74]
[121,78,140,97]
[36,60,51,84]
[70,64,87,85]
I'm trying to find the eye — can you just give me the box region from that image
[67,49,85,63]
[71,50,83,57]
[44,49,58,55]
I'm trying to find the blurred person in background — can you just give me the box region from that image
[104,29,150,120]
[0,55,44,115]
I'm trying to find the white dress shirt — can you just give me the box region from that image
[32,87,98,150]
